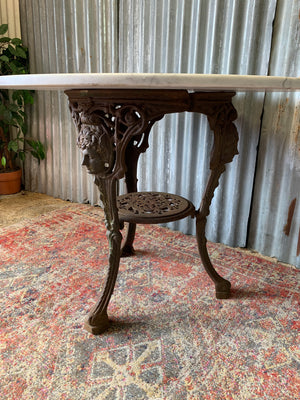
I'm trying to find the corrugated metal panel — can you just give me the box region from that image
[118,0,276,246]
[0,0,21,37]
[248,0,300,268]
[19,0,118,205]
[18,0,299,259]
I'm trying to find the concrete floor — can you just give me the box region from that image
[0,191,70,227]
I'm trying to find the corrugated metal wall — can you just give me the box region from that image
[248,0,300,268]
[0,0,20,37]
[19,0,118,205]
[118,0,276,248]
[2,1,298,266]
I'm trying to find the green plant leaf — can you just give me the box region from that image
[26,139,46,161]
[8,103,19,112]
[9,62,18,73]
[0,24,8,35]
[22,90,34,104]
[11,38,22,45]
[15,46,27,58]
[0,55,9,62]
[12,91,22,102]
[1,156,6,167]
[0,24,45,169]
[18,151,26,161]
[8,140,19,152]
[3,109,12,122]
[7,44,16,55]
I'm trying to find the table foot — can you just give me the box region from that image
[121,244,135,257]
[85,178,122,335]
[192,97,238,299]
[84,310,110,335]
[120,222,136,257]
[215,279,231,299]
[196,216,232,299]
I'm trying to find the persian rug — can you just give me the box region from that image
[0,203,299,400]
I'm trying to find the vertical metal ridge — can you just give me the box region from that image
[0,0,21,37]
[20,0,118,204]
[119,0,277,245]
[248,0,300,268]
[16,0,300,268]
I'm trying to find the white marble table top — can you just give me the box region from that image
[0,73,300,92]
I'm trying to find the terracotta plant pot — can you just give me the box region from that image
[0,168,22,195]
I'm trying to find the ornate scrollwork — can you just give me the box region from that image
[64,89,239,333]
[208,102,239,166]
[119,191,194,215]
[68,98,151,179]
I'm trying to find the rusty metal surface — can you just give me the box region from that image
[118,192,195,224]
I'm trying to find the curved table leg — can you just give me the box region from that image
[84,178,122,334]
[196,167,231,299]
[194,98,239,299]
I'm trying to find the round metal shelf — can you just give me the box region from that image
[117,191,195,224]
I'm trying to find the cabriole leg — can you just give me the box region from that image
[84,178,122,334]
[196,167,231,299]
[194,98,239,299]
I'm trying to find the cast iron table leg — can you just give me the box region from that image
[83,178,122,333]
[196,167,231,299]
[193,95,239,298]
[66,89,181,334]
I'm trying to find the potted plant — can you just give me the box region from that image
[0,23,45,194]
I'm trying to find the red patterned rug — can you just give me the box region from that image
[0,203,299,400]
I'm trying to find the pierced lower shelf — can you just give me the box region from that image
[117,191,195,224]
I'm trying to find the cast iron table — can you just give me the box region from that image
[1,73,299,334]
